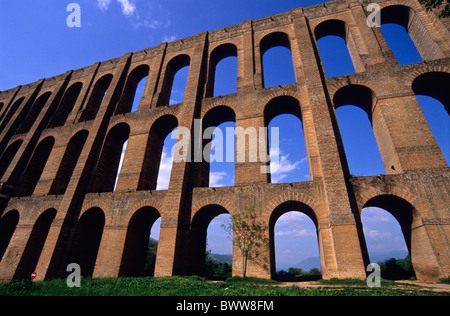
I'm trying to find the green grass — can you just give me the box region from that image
[0,276,447,296]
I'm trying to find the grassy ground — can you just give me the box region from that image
[0,276,449,296]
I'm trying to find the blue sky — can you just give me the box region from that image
[1,1,448,271]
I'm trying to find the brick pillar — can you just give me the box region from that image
[292,14,367,280]
[374,94,447,172]
[0,225,31,281]
[154,33,208,277]
[39,55,132,279]
[347,2,396,71]
[93,226,127,278]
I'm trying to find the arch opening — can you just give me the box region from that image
[0,140,23,180]
[315,19,356,77]
[158,55,190,107]
[260,32,296,88]
[138,115,178,191]
[361,195,418,280]
[88,123,130,193]
[13,137,55,197]
[269,201,319,280]
[208,44,238,97]
[264,96,310,183]
[119,207,161,277]
[412,72,450,165]
[378,5,442,63]
[0,210,19,264]
[188,205,232,279]
[68,207,105,277]
[200,106,236,188]
[333,85,386,176]
[16,92,52,135]
[14,209,57,280]
[79,74,113,122]
[49,130,89,195]
[48,82,82,128]
[115,65,150,114]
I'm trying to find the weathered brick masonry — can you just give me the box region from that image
[0,0,449,282]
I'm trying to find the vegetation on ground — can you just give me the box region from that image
[0,275,447,296]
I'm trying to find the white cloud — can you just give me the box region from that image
[210,171,229,188]
[117,0,136,16]
[364,229,393,241]
[97,0,136,16]
[362,207,395,224]
[156,150,174,190]
[97,0,112,11]
[275,229,313,238]
[162,34,177,42]
[270,151,307,183]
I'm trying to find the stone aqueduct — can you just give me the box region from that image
[0,0,449,282]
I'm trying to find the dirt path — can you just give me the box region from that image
[276,280,450,294]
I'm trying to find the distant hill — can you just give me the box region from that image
[277,250,409,272]
[208,253,232,264]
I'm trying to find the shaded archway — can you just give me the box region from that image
[269,201,319,279]
[88,123,130,193]
[0,97,24,135]
[49,130,89,195]
[0,140,23,180]
[14,137,55,197]
[79,74,113,122]
[68,207,105,277]
[48,82,82,128]
[188,204,231,277]
[13,209,57,279]
[16,92,51,135]
[0,210,19,263]
[119,207,161,277]
[138,115,178,191]
[115,64,150,114]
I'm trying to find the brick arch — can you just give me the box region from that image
[331,83,377,118]
[356,185,431,220]
[201,98,238,118]
[191,196,237,219]
[327,77,379,100]
[258,89,302,117]
[255,29,295,48]
[376,0,447,60]
[377,0,424,11]
[262,191,319,224]
[148,108,181,128]
[404,64,450,88]
[79,201,111,226]
[24,206,59,226]
[313,18,349,41]
[123,199,164,225]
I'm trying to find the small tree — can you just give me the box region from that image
[222,207,268,277]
